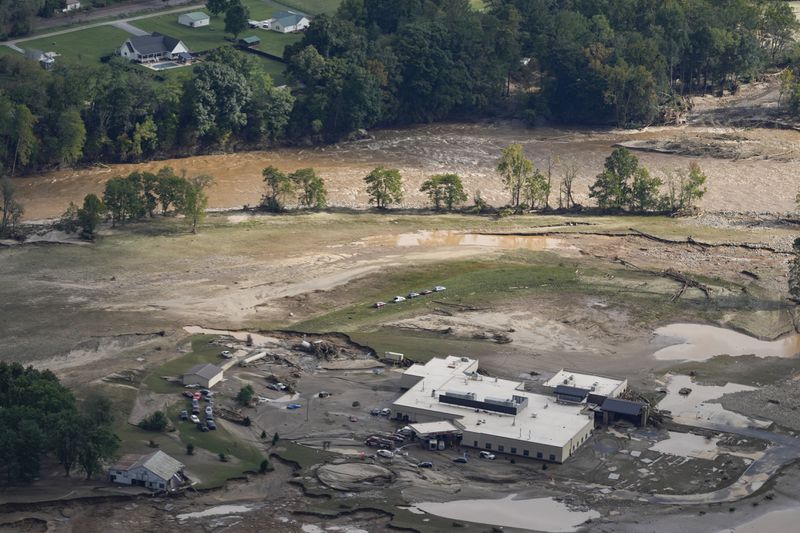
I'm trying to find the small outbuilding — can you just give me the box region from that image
[598,397,649,427]
[239,35,261,47]
[63,0,81,12]
[183,363,224,388]
[178,11,210,28]
[109,450,188,491]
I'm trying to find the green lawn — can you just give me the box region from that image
[143,335,221,393]
[22,25,130,63]
[470,0,486,11]
[271,0,341,15]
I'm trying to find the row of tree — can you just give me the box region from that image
[0,47,293,174]
[0,362,118,483]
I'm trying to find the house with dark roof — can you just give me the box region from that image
[119,33,190,63]
[109,450,189,491]
[183,363,224,388]
[270,11,311,33]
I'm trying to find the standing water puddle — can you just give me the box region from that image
[413,495,599,532]
[717,508,800,532]
[657,374,768,429]
[649,431,720,460]
[652,323,800,362]
[176,504,254,520]
[367,230,570,251]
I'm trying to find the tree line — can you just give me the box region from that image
[0,362,118,483]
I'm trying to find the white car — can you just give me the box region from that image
[220,350,233,358]
[479,451,496,460]
[190,414,200,424]
[257,396,270,404]
[434,286,446,292]
[376,449,394,458]
[392,296,406,303]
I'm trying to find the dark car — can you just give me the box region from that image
[453,456,468,463]
[179,410,189,420]
[197,423,209,432]
[192,406,200,415]
[182,391,194,399]
[418,461,433,468]
[370,408,381,416]
[207,420,217,430]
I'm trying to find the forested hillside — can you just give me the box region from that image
[0,0,797,175]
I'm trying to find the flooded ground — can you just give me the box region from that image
[716,508,800,532]
[365,230,573,251]
[649,431,721,460]
[413,495,599,532]
[12,115,800,220]
[652,324,800,362]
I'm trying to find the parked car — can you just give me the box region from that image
[374,301,386,308]
[205,413,214,421]
[220,350,233,358]
[257,396,270,404]
[379,408,391,417]
[182,391,194,399]
[184,383,200,389]
[434,286,446,292]
[391,434,406,442]
[193,392,202,400]
[190,414,200,424]
[408,292,420,298]
[205,406,213,416]
[318,391,331,398]
[479,451,496,460]
[206,420,217,430]
[179,410,189,420]
[417,461,433,468]
[370,408,381,416]
[421,289,433,295]
[200,389,211,396]
[392,296,406,303]
[197,423,209,432]
[286,403,302,410]
[376,449,394,458]
[268,382,287,391]
[453,456,468,463]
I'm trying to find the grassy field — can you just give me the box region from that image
[275,0,342,15]
[22,25,130,63]
[143,335,221,393]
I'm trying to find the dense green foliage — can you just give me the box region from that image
[0,176,22,236]
[364,167,403,209]
[0,362,118,483]
[139,410,169,432]
[236,384,255,406]
[420,173,468,211]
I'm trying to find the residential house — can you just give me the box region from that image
[25,49,57,70]
[109,451,189,491]
[182,363,224,388]
[270,11,311,33]
[178,12,210,28]
[119,33,190,63]
[63,0,81,12]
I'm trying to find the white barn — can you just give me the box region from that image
[271,11,311,33]
[183,363,224,388]
[109,451,188,491]
[119,33,190,63]
[178,12,210,28]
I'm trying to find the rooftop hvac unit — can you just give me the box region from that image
[461,357,469,362]
[563,379,569,385]
[530,413,537,418]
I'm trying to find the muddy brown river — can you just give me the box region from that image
[12,121,800,220]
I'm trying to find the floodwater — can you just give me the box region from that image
[413,495,600,532]
[718,508,800,532]
[176,504,254,520]
[657,374,767,429]
[367,230,568,251]
[12,121,800,220]
[649,431,720,460]
[652,323,800,362]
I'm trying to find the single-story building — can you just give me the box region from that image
[544,369,627,405]
[183,363,224,388]
[109,450,188,491]
[178,12,210,28]
[63,0,81,12]
[598,397,649,427]
[119,33,190,63]
[270,11,311,33]
[25,49,57,70]
[239,35,261,47]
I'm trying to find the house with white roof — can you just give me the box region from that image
[270,11,311,33]
[178,12,210,28]
[393,356,599,463]
[109,450,189,491]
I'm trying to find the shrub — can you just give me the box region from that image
[139,410,168,432]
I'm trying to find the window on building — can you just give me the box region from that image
[485,443,492,450]
[537,452,543,459]
[159,482,164,489]
[498,445,504,452]
[474,440,478,447]
[549,454,556,461]
[523,449,529,456]
[510,447,517,454]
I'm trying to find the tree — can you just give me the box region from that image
[559,159,578,209]
[155,167,187,215]
[236,385,255,406]
[187,443,195,455]
[103,175,143,227]
[420,174,468,211]
[629,167,662,212]
[55,109,86,166]
[261,166,294,211]
[364,167,403,209]
[224,0,249,39]
[189,62,251,142]
[0,176,23,237]
[760,1,799,63]
[521,168,549,210]
[78,422,119,480]
[177,175,214,233]
[53,413,82,477]
[681,162,707,210]
[139,411,169,432]
[259,458,270,473]
[77,194,106,238]
[272,432,280,445]
[11,104,36,176]
[206,0,229,16]
[291,168,327,209]
[497,144,533,208]
[589,147,639,210]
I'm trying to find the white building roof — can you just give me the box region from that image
[544,369,625,397]
[111,450,183,480]
[394,358,593,448]
[409,420,460,436]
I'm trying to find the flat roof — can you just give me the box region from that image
[544,369,625,398]
[409,420,460,436]
[394,359,593,448]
